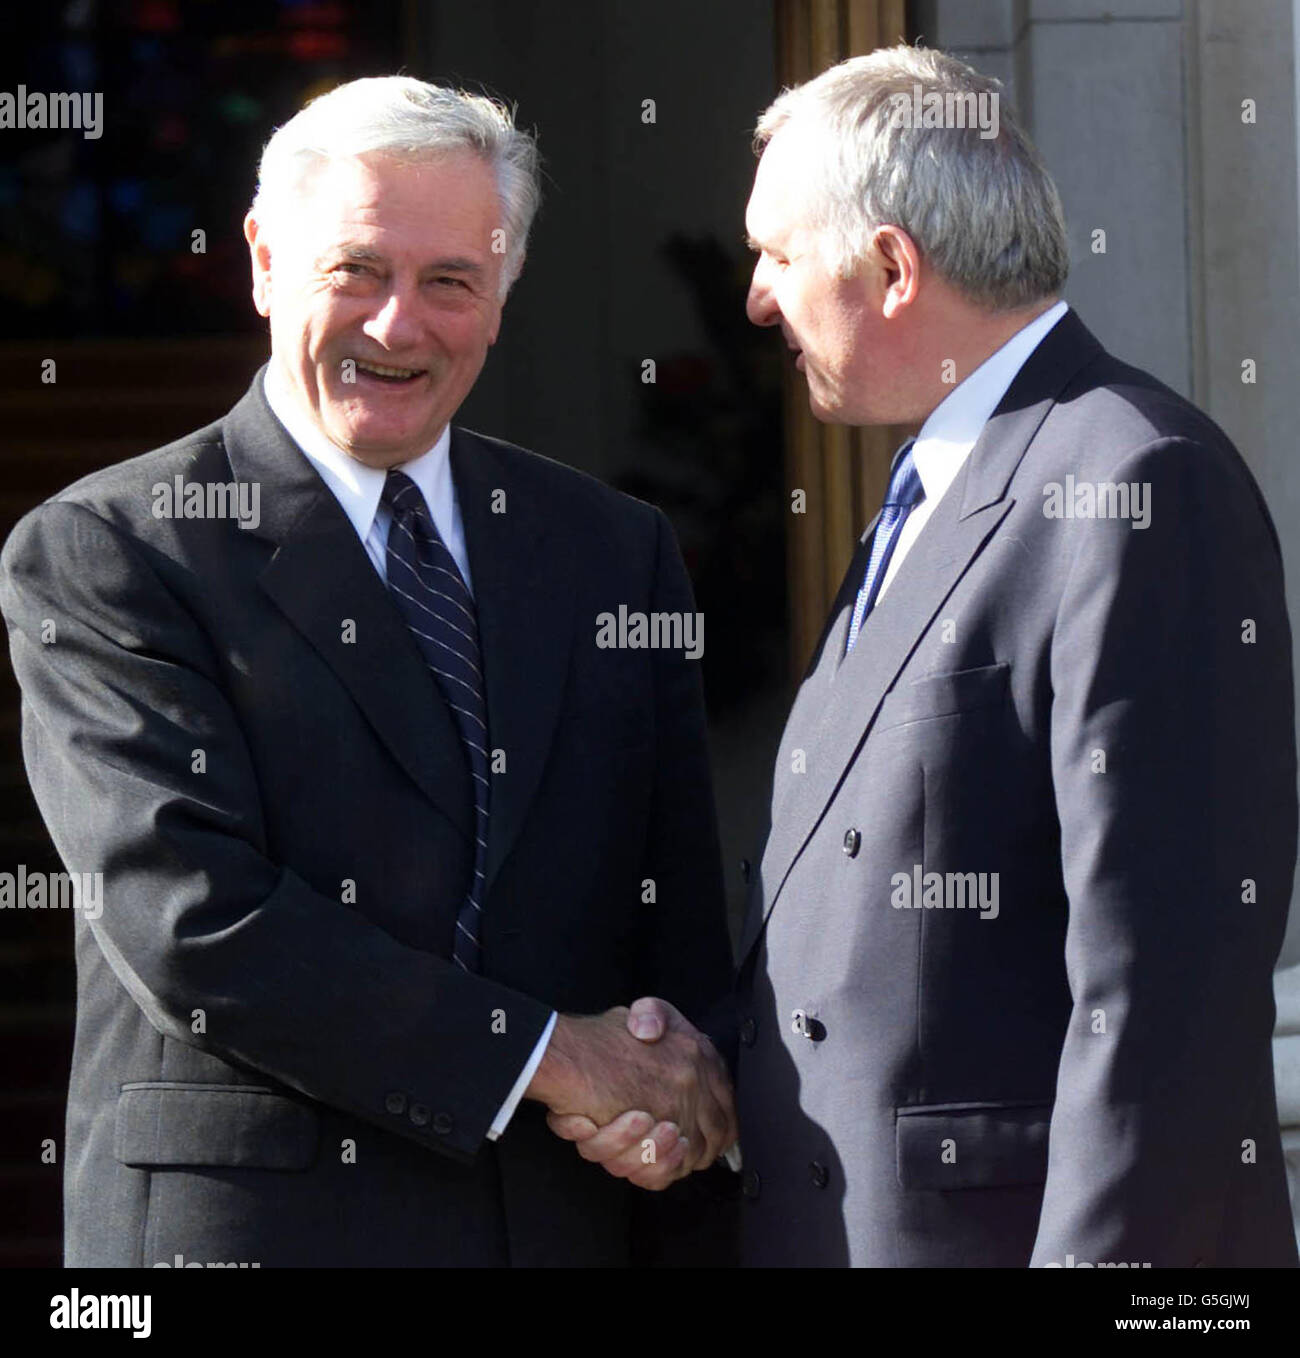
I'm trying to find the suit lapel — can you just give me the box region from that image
[225,368,474,840]
[739,308,1104,963]
[764,525,873,836]
[738,479,1012,961]
[452,430,575,891]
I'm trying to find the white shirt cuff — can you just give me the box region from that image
[486,1010,557,1141]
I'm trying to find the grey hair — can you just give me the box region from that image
[755,45,1068,310]
[251,75,540,300]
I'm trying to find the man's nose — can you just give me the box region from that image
[363,286,423,349]
[746,259,779,328]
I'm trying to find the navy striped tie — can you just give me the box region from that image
[381,469,488,972]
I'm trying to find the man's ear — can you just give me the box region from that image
[875,225,921,320]
[244,211,272,318]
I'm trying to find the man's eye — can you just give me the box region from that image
[434,276,469,289]
[334,263,370,277]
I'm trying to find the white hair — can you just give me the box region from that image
[755,45,1069,310]
[251,76,540,300]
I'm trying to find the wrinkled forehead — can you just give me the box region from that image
[298,149,495,214]
[275,152,505,282]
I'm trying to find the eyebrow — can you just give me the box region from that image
[312,245,382,271]
[318,245,485,277]
[425,256,484,277]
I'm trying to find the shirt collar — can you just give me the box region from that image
[262,359,453,541]
[909,299,1069,507]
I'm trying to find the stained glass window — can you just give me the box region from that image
[0,1,407,338]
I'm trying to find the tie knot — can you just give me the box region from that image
[381,468,426,518]
[884,441,923,510]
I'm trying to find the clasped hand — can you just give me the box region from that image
[527,997,738,1191]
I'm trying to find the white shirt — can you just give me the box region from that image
[262,362,556,1141]
[874,300,1069,601]
[262,361,474,592]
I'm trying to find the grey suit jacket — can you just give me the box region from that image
[735,309,1299,1267]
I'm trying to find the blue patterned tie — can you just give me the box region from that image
[381,470,488,972]
[845,441,923,653]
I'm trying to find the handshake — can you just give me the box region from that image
[525,997,739,1191]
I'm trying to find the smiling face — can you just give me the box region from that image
[245,149,505,467]
[745,126,892,425]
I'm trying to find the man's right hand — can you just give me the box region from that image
[525,1000,736,1189]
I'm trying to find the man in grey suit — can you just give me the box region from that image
[562,45,1298,1266]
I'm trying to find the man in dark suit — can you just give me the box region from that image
[0,76,737,1267]
[569,46,1298,1266]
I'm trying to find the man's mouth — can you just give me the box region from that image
[352,360,427,385]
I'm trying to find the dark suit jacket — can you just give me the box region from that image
[0,367,734,1267]
[735,309,1299,1267]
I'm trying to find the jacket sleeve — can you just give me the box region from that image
[0,499,551,1163]
[1032,435,1297,1266]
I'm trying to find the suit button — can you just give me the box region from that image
[843,828,861,857]
[433,1111,454,1135]
[742,1169,761,1201]
[385,1092,407,1116]
[409,1102,431,1127]
[740,1017,757,1047]
[740,857,752,884]
[809,1160,829,1189]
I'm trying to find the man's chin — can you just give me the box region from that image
[806,391,846,425]
[806,383,878,427]
[327,419,436,468]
